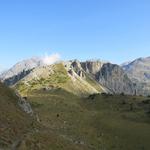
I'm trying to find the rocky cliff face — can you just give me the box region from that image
[122,57,150,82]
[122,57,150,95]
[68,60,136,95]
[81,60,106,75]
[96,63,136,95]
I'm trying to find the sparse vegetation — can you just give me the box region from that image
[22,88,150,150]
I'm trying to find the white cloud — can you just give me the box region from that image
[42,53,61,65]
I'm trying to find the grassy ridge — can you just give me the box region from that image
[16,63,104,97]
[16,64,70,95]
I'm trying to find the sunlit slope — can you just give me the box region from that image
[16,63,105,96]
[0,83,90,150]
[27,88,150,150]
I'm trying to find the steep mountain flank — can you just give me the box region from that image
[96,63,136,95]
[68,60,135,95]
[81,60,106,75]
[0,58,43,86]
[15,63,105,96]
[122,57,150,95]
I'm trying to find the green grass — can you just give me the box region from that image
[25,89,150,150]
[16,63,70,96]
[85,74,104,92]
[0,82,88,150]
[15,63,102,97]
[0,82,35,149]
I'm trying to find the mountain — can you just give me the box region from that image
[122,57,150,95]
[80,60,107,75]
[0,57,44,86]
[15,62,106,96]
[96,63,136,95]
[2,58,135,96]
[69,60,135,95]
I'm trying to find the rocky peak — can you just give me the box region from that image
[96,63,136,95]
[81,60,106,75]
[122,56,150,95]
[0,57,44,86]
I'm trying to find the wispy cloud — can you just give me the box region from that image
[42,53,61,65]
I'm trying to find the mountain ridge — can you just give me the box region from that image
[1,56,150,96]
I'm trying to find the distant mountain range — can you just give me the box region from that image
[1,56,150,96]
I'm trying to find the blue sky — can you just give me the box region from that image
[0,0,150,69]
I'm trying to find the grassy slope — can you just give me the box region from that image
[16,63,104,97]
[0,82,88,150]
[27,89,150,150]
[0,82,34,149]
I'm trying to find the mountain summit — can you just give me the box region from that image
[122,57,150,95]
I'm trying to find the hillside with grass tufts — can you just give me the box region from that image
[16,87,150,150]
[0,82,94,150]
[15,63,105,97]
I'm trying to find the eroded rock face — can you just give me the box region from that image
[81,60,105,75]
[69,60,136,95]
[96,63,136,95]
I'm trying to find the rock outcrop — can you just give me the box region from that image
[81,60,106,75]
[96,63,136,95]
[16,92,33,116]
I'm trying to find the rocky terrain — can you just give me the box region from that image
[122,57,150,95]
[0,58,137,96]
[66,60,136,95]
[0,57,43,86]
